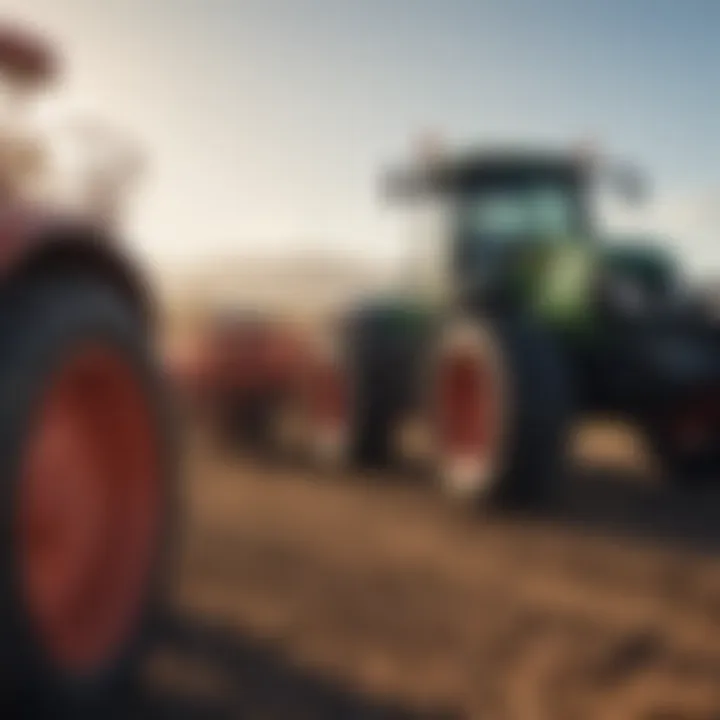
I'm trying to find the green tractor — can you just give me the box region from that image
[299,143,720,506]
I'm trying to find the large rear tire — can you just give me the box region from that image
[0,275,176,717]
[430,315,572,509]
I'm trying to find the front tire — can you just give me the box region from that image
[0,275,176,717]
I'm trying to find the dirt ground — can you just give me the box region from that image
[132,426,720,720]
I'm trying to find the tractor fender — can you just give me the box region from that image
[0,204,153,326]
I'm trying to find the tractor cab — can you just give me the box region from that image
[430,152,593,308]
[387,144,663,326]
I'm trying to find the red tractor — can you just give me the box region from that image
[0,25,176,716]
[172,307,327,459]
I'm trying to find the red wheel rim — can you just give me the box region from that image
[20,345,159,674]
[436,352,500,481]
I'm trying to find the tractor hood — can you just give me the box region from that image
[527,234,684,333]
[595,236,720,332]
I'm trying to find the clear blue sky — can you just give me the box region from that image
[9,0,720,271]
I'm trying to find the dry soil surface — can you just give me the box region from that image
[133,430,720,720]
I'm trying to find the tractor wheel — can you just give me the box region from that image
[429,315,572,508]
[238,390,303,465]
[200,388,270,459]
[296,329,396,473]
[0,275,176,717]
